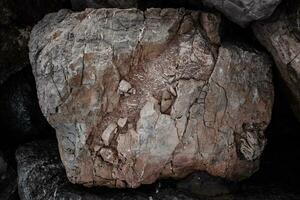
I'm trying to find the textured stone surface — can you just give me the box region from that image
[253,3,300,121]
[29,8,274,188]
[16,140,73,200]
[202,0,281,27]
[16,140,300,200]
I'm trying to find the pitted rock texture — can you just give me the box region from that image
[29,8,274,188]
[253,3,300,121]
[202,0,281,27]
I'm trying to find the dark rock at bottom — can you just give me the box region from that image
[15,139,300,200]
[0,151,18,200]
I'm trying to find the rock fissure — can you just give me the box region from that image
[29,8,274,188]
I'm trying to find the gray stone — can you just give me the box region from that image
[202,0,282,27]
[253,3,300,121]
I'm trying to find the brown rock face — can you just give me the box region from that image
[253,3,300,121]
[29,8,274,188]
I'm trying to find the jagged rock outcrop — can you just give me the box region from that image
[202,0,281,27]
[253,2,300,121]
[29,8,274,188]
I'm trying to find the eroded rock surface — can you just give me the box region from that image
[29,8,274,188]
[202,0,281,27]
[253,2,300,121]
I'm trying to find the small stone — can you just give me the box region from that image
[118,80,132,94]
[99,148,118,165]
[101,123,118,146]
[117,117,127,128]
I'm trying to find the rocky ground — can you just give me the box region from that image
[0,0,300,199]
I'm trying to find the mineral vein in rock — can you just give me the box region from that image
[29,8,274,188]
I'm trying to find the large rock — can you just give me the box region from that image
[202,0,281,27]
[252,2,300,121]
[29,8,274,188]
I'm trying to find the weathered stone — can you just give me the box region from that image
[202,0,281,27]
[29,8,274,188]
[253,3,300,121]
[16,141,300,199]
[118,80,132,95]
[16,140,71,200]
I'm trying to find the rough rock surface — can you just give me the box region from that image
[29,8,274,188]
[16,140,71,200]
[15,140,225,200]
[253,2,300,121]
[202,0,281,27]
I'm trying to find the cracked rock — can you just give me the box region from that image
[202,0,281,27]
[29,8,274,188]
[253,2,300,121]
